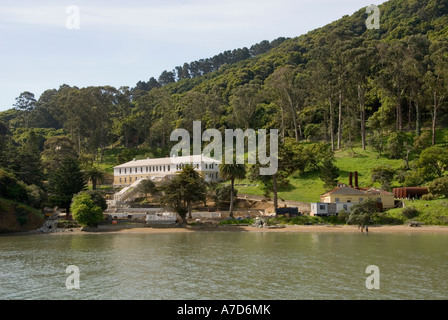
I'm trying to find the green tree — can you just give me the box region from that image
[347,199,378,227]
[41,136,78,177]
[386,132,407,160]
[424,40,448,146]
[249,138,301,209]
[48,157,87,219]
[0,169,29,203]
[158,70,176,85]
[377,41,407,132]
[15,130,44,187]
[404,35,430,137]
[219,162,246,218]
[309,44,337,150]
[13,91,36,129]
[71,192,104,227]
[413,131,432,154]
[229,83,261,130]
[25,184,46,209]
[84,190,108,211]
[159,164,207,224]
[320,158,339,191]
[83,165,105,190]
[417,146,448,180]
[368,131,384,158]
[265,66,303,141]
[428,177,448,198]
[116,148,139,164]
[347,43,377,150]
[371,165,396,191]
[214,184,237,208]
[136,179,159,199]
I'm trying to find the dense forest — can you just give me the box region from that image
[1,0,448,222]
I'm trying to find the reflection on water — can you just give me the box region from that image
[0,232,447,300]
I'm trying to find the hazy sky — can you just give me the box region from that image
[0,0,384,111]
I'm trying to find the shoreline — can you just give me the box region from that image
[7,223,448,236]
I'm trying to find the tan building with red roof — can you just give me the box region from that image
[319,186,395,210]
[311,171,396,216]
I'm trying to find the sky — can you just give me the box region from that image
[0,0,384,111]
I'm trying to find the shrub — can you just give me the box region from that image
[371,165,395,191]
[25,184,46,209]
[219,218,253,225]
[421,193,437,201]
[304,124,322,141]
[402,206,419,219]
[386,132,407,159]
[413,131,432,153]
[337,209,349,223]
[347,199,378,226]
[71,193,104,227]
[0,169,29,203]
[84,190,108,210]
[285,215,323,225]
[214,184,237,207]
[403,170,424,187]
[428,177,448,198]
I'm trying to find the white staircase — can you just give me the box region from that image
[109,178,148,207]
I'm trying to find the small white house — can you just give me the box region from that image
[311,203,331,216]
[310,202,355,216]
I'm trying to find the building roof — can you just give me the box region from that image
[114,155,221,169]
[364,188,394,196]
[321,186,368,196]
[321,185,395,197]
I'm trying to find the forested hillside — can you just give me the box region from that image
[1,0,448,218]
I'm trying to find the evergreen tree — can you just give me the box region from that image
[15,130,44,187]
[159,164,207,224]
[320,159,340,191]
[48,157,87,219]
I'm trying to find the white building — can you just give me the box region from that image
[113,155,221,187]
[310,202,356,216]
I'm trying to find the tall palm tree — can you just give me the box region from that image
[84,165,105,190]
[219,162,246,218]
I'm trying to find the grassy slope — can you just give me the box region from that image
[237,127,448,203]
[236,146,404,203]
[387,198,448,226]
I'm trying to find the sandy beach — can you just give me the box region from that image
[43,223,448,235]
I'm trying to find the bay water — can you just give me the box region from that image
[0,231,447,300]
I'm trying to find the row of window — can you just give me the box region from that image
[334,198,381,203]
[117,163,217,175]
[319,204,350,210]
[118,165,171,174]
[118,173,218,184]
